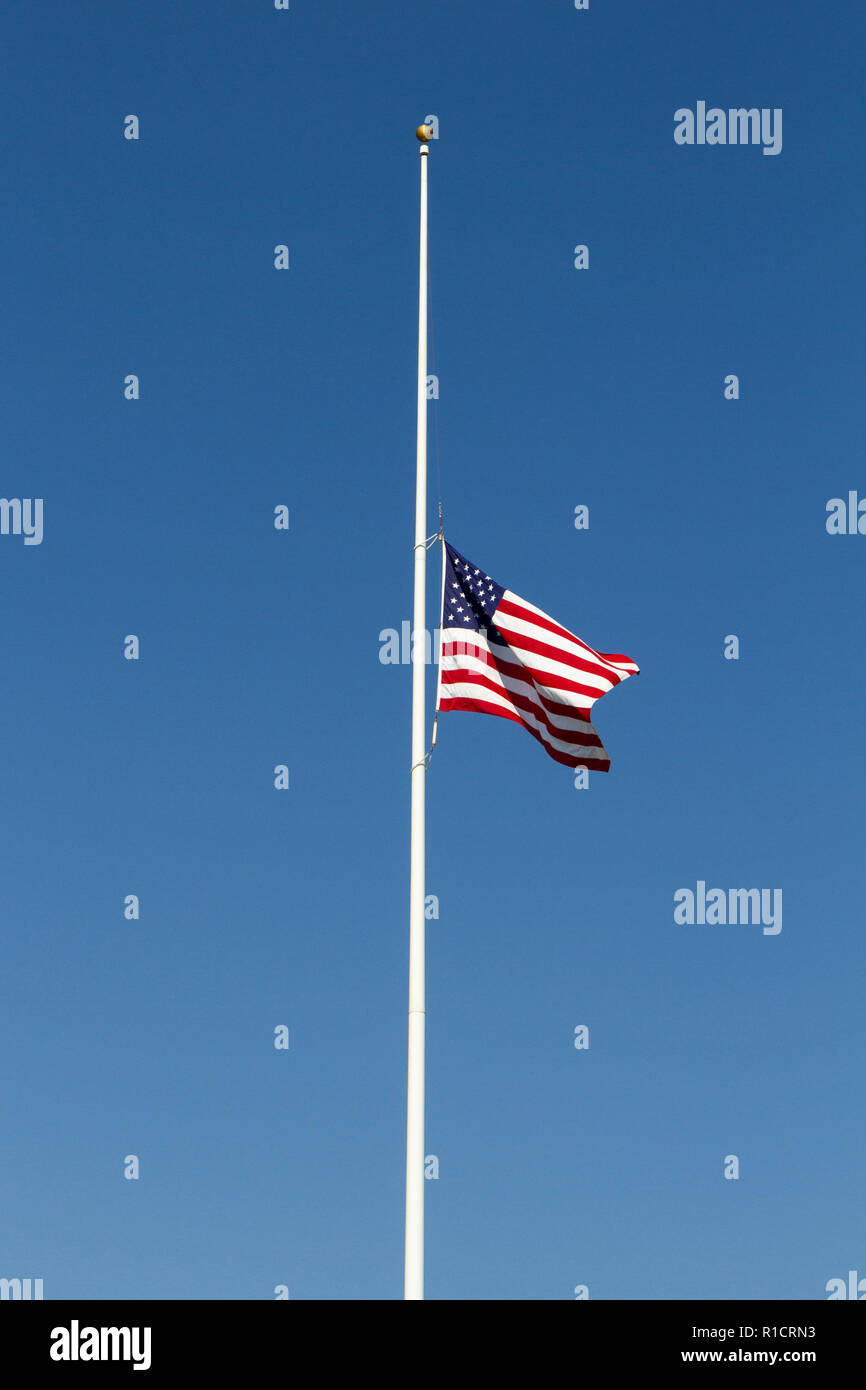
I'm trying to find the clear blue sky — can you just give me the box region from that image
[1,1,863,1300]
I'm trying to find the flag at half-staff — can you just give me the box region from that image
[436,542,638,771]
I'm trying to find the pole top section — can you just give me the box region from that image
[416,124,433,143]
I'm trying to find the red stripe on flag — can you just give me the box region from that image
[443,637,610,706]
[438,695,612,770]
[440,667,605,748]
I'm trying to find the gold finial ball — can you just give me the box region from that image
[416,124,433,142]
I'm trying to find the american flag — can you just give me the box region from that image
[436,542,638,771]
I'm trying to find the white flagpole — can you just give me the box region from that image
[405,123,432,1301]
